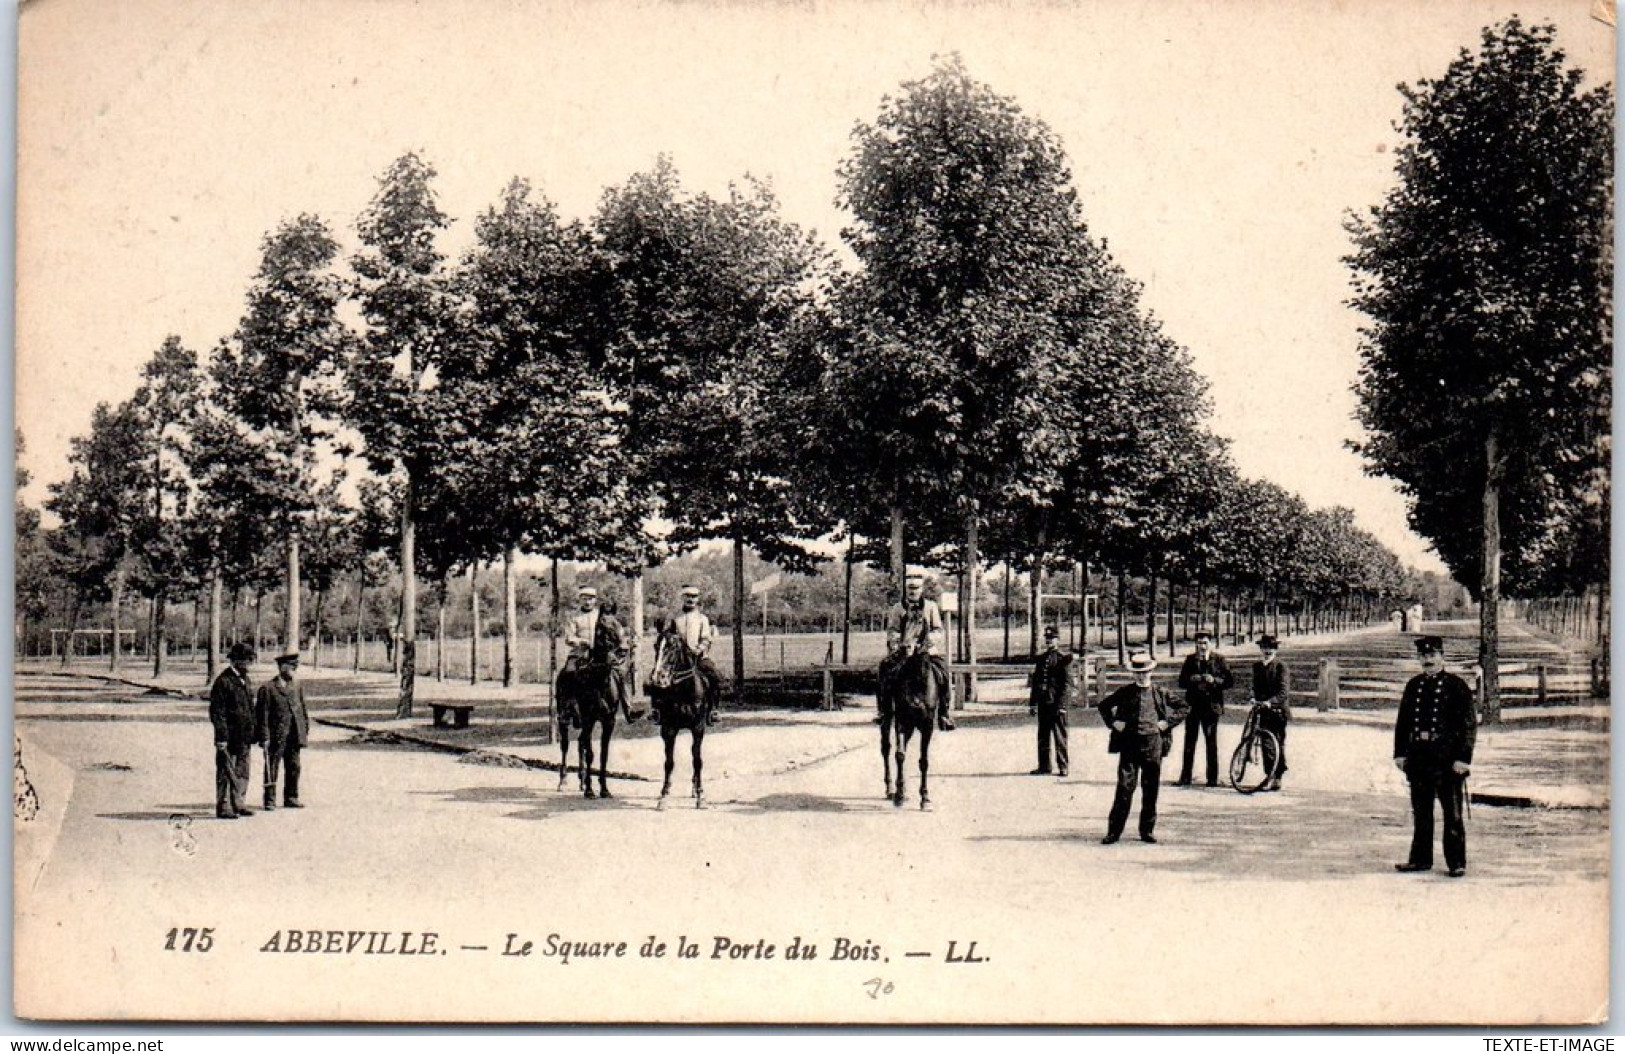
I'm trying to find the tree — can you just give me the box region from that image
[827,56,1087,690]
[126,336,203,674]
[347,153,462,717]
[214,215,351,657]
[15,431,53,653]
[1347,18,1612,720]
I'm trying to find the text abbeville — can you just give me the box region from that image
[259,930,440,955]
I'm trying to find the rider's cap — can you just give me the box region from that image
[274,652,300,666]
[577,586,598,599]
[1127,650,1158,672]
[681,585,700,598]
[1256,634,1279,650]
[1415,635,1445,654]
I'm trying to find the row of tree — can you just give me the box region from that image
[26,55,1437,713]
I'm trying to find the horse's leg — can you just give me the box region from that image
[919,724,933,811]
[580,717,597,799]
[692,722,705,809]
[597,716,614,799]
[893,726,909,808]
[557,719,570,792]
[658,721,675,810]
[880,709,895,800]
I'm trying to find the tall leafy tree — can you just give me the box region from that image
[1347,18,1612,719]
[348,153,461,716]
[214,215,351,656]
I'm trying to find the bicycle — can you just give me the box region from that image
[1229,702,1282,794]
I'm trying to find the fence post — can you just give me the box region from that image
[1536,663,1548,706]
[821,666,834,711]
[1317,657,1339,712]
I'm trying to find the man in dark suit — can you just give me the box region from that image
[1027,625,1073,777]
[1176,630,1234,787]
[209,642,257,820]
[255,652,310,809]
[1251,634,1291,792]
[1393,635,1477,877]
[1096,650,1188,844]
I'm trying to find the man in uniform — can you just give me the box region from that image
[1096,650,1187,843]
[209,642,257,820]
[1250,634,1291,792]
[667,584,722,725]
[1393,635,1477,877]
[1176,630,1234,787]
[255,652,310,809]
[879,570,954,731]
[564,586,634,722]
[1027,625,1072,777]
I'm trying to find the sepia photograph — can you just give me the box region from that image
[10,0,1615,1025]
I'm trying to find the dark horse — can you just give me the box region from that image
[554,659,619,799]
[648,623,711,809]
[879,650,939,810]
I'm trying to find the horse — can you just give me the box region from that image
[878,649,940,810]
[553,658,620,799]
[647,622,711,809]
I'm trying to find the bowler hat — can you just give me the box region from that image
[1043,625,1060,640]
[1127,650,1158,673]
[227,642,256,662]
[1414,635,1445,654]
[1194,630,1213,641]
[1256,634,1280,650]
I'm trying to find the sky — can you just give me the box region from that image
[13,0,1617,576]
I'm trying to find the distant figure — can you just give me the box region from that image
[1027,625,1072,777]
[1175,630,1234,787]
[1250,635,1290,792]
[255,652,310,809]
[1096,650,1187,844]
[210,642,258,820]
[1393,635,1476,878]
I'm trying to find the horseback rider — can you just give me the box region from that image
[880,569,955,732]
[659,584,722,726]
[562,585,633,723]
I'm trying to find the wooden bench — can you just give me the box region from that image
[431,703,476,729]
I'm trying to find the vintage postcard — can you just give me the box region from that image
[12,0,1613,1025]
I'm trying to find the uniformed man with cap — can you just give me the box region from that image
[879,570,954,731]
[563,585,632,722]
[255,651,310,809]
[1096,650,1188,843]
[1250,634,1291,792]
[668,584,722,725]
[1027,625,1072,776]
[209,641,257,820]
[1393,635,1477,877]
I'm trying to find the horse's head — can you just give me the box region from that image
[650,623,692,689]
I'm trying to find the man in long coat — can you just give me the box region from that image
[1251,634,1291,791]
[1393,635,1477,877]
[209,641,257,820]
[1096,650,1188,844]
[255,652,310,809]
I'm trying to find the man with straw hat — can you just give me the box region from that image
[1096,649,1187,844]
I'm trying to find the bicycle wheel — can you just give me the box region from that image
[1229,729,1280,794]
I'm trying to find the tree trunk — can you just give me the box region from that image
[252,590,264,654]
[469,563,481,685]
[548,557,560,697]
[503,547,518,688]
[285,522,301,654]
[1166,580,1177,658]
[630,570,644,697]
[889,503,906,597]
[1144,572,1157,650]
[733,536,748,705]
[352,572,365,674]
[109,558,127,673]
[207,559,223,682]
[61,589,83,667]
[152,591,166,676]
[1001,563,1012,661]
[397,477,417,719]
[435,580,447,683]
[840,534,854,666]
[964,504,979,706]
[312,589,325,669]
[1115,574,1128,667]
[1029,554,1045,658]
[1481,430,1502,724]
